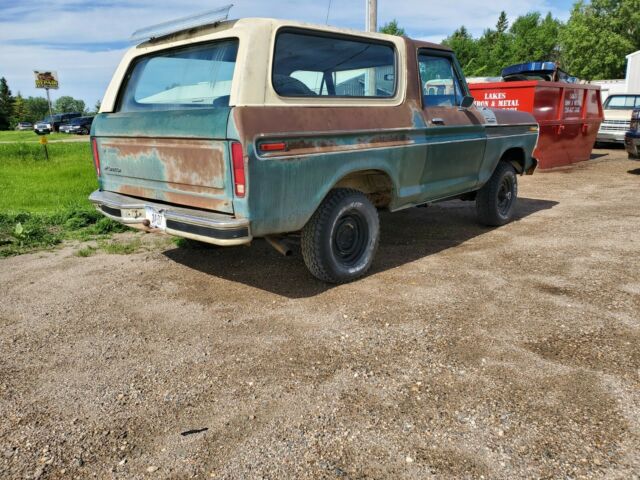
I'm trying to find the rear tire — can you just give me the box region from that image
[301,188,379,283]
[476,162,518,226]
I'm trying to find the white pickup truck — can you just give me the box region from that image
[597,94,640,144]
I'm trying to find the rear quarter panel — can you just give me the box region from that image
[232,105,427,237]
[478,109,538,185]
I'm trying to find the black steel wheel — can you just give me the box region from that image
[302,188,379,283]
[496,173,516,217]
[476,162,518,226]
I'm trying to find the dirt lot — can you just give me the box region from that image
[1,149,639,479]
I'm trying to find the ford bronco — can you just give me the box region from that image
[89,17,538,283]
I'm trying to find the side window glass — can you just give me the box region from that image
[273,30,396,98]
[418,54,463,108]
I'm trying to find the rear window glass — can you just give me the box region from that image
[272,30,396,98]
[604,95,640,109]
[118,40,238,112]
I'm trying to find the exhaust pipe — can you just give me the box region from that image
[265,236,292,256]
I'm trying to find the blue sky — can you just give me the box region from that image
[0,0,575,108]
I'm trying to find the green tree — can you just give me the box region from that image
[24,96,50,123]
[379,19,406,36]
[509,12,562,64]
[54,96,86,114]
[0,77,14,130]
[496,11,509,34]
[93,99,101,114]
[561,0,640,79]
[10,93,27,128]
[444,10,564,78]
[442,26,480,74]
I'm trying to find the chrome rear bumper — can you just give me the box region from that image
[89,190,251,246]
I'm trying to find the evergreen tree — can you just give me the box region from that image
[379,19,406,36]
[444,10,564,78]
[10,93,27,128]
[496,11,509,34]
[443,27,480,74]
[0,77,14,131]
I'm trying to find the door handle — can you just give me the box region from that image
[431,117,445,125]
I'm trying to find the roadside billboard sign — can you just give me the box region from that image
[34,71,59,89]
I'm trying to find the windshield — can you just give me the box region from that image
[118,39,238,112]
[603,95,640,110]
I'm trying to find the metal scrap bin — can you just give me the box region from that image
[468,80,603,169]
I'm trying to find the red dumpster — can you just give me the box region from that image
[468,81,603,169]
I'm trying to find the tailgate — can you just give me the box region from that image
[93,108,234,214]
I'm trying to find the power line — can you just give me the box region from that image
[325,0,332,24]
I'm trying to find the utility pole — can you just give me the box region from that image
[366,0,377,32]
[365,0,377,96]
[45,88,53,117]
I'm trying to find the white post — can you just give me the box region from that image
[45,88,53,117]
[366,0,377,32]
[365,0,378,96]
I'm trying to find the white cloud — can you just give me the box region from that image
[1,45,125,106]
[0,1,571,106]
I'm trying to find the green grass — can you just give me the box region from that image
[0,130,72,142]
[0,142,97,213]
[100,238,142,254]
[75,245,98,257]
[0,140,130,257]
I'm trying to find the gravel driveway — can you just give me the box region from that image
[1,149,639,479]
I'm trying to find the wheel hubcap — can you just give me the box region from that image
[497,176,515,216]
[333,211,368,267]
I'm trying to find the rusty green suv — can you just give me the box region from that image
[89,17,538,283]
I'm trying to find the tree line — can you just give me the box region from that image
[380,0,640,80]
[387,0,640,80]
[0,77,99,130]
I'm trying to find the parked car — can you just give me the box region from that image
[59,122,72,134]
[624,108,640,158]
[89,17,538,283]
[597,94,640,144]
[66,116,94,135]
[15,122,33,131]
[34,113,82,134]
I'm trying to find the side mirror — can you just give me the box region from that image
[460,95,475,109]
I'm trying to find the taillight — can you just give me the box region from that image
[231,142,246,197]
[91,137,100,177]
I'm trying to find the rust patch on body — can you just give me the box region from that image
[116,185,156,199]
[101,138,226,189]
[115,185,229,212]
[163,191,230,212]
[259,134,415,158]
[235,105,417,144]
